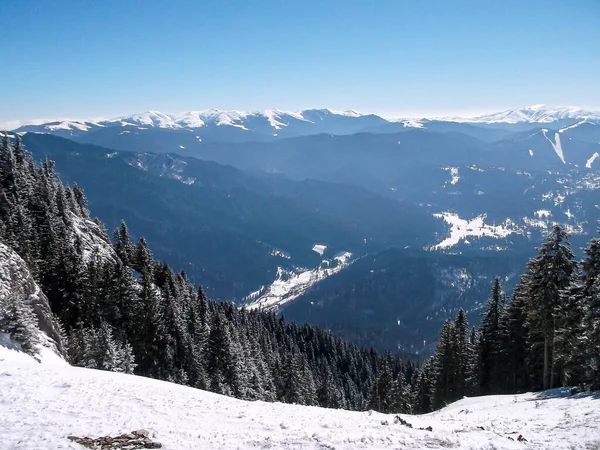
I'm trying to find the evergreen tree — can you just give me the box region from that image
[480,278,505,393]
[500,285,529,392]
[522,226,577,389]
[453,308,470,398]
[0,294,40,355]
[112,221,135,266]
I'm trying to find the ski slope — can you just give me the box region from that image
[1,358,598,449]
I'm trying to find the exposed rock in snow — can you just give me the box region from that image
[0,242,65,359]
[71,213,116,263]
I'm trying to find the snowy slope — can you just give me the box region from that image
[1,361,598,449]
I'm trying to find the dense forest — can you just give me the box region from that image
[0,135,415,410]
[1,135,598,416]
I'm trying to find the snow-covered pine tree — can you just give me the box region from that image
[0,294,40,354]
[480,278,505,393]
[499,282,529,392]
[581,230,600,389]
[522,226,577,390]
[453,308,470,398]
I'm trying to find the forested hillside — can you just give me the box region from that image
[1,134,597,418]
[0,134,414,411]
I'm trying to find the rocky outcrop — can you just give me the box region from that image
[67,430,162,449]
[0,242,64,354]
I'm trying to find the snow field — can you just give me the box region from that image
[1,360,599,449]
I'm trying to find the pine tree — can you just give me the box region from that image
[500,284,529,392]
[480,278,504,393]
[582,230,600,389]
[368,359,394,412]
[453,308,470,398]
[554,277,586,386]
[411,358,435,414]
[522,226,577,390]
[431,319,458,408]
[0,295,40,355]
[112,221,135,266]
[465,327,482,396]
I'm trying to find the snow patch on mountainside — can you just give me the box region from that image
[541,129,566,164]
[430,213,518,250]
[1,362,599,449]
[312,244,327,256]
[559,119,588,133]
[534,210,551,219]
[270,249,291,259]
[244,252,352,311]
[443,167,460,185]
[586,152,599,169]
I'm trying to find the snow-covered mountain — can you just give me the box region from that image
[13,108,389,140]
[457,104,600,124]
[2,358,599,449]
[12,105,600,134]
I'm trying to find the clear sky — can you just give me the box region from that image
[1,0,599,126]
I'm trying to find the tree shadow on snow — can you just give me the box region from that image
[529,387,600,401]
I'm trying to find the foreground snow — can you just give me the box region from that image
[1,361,599,449]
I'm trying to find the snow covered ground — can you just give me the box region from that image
[0,359,599,449]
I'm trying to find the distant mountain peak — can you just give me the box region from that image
[461,105,600,124]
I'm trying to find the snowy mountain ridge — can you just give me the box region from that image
[10,104,600,134]
[13,108,379,134]
[454,104,600,124]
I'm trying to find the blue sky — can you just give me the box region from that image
[1,0,599,126]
